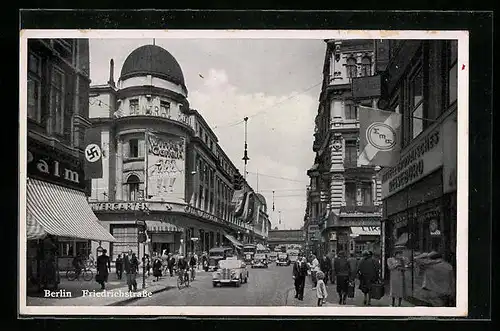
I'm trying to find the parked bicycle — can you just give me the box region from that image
[66,266,93,281]
[177,268,190,289]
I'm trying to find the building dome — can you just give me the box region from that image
[120,44,186,87]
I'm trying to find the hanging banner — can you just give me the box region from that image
[230,190,247,218]
[84,127,103,179]
[241,192,256,224]
[146,132,186,203]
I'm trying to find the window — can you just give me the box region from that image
[360,182,373,206]
[126,174,140,201]
[409,69,424,139]
[129,139,139,157]
[129,99,139,115]
[204,188,209,211]
[361,56,372,76]
[345,182,357,206]
[346,57,357,78]
[27,53,42,123]
[51,67,65,135]
[110,224,138,262]
[344,140,358,167]
[448,41,458,105]
[198,185,204,208]
[345,104,357,120]
[160,100,171,118]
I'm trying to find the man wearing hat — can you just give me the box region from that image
[292,252,308,301]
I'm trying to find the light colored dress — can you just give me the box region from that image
[316,279,328,299]
[387,257,405,298]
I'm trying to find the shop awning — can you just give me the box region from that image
[223,232,243,248]
[145,220,184,233]
[350,226,381,238]
[26,178,116,242]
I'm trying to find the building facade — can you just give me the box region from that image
[307,40,383,259]
[87,44,268,262]
[378,39,458,306]
[25,38,115,292]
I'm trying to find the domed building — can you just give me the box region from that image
[87,43,265,261]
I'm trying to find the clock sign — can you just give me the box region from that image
[367,122,397,151]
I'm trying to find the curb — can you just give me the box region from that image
[107,286,176,306]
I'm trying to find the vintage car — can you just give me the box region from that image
[251,253,268,268]
[268,251,278,262]
[207,247,234,272]
[276,252,290,266]
[212,258,249,287]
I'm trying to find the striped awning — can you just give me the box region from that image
[145,220,184,233]
[26,178,116,242]
[223,232,243,248]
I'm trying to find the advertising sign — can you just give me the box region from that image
[146,132,186,202]
[380,126,443,198]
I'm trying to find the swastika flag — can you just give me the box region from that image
[84,127,103,179]
[358,106,402,167]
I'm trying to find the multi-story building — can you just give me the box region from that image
[87,44,268,261]
[307,40,383,259]
[25,38,115,292]
[378,39,458,306]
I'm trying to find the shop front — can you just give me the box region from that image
[90,201,245,261]
[25,140,116,293]
[349,226,381,258]
[380,111,457,306]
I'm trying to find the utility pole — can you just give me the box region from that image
[242,117,249,180]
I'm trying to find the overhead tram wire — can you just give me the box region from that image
[212,81,322,130]
[245,171,309,183]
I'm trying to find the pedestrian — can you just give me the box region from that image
[333,251,351,305]
[414,251,455,307]
[96,249,111,290]
[115,254,124,280]
[167,253,176,277]
[292,252,308,301]
[193,251,199,270]
[316,270,328,306]
[189,253,197,280]
[124,250,139,292]
[72,253,83,279]
[309,254,320,289]
[152,257,162,282]
[320,254,332,285]
[357,250,380,306]
[387,250,406,306]
[347,253,358,282]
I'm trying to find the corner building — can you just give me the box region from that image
[88,44,267,261]
[307,40,383,259]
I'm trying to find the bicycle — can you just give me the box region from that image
[66,266,93,281]
[177,268,190,289]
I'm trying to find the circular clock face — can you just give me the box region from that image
[366,122,397,151]
[429,219,438,232]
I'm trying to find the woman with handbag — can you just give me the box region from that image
[357,250,380,306]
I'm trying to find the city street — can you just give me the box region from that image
[128,263,295,306]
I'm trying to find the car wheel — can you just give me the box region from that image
[236,278,241,287]
[212,282,217,287]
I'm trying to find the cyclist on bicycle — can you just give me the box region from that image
[72,253,83,279]
[177,255,188,283]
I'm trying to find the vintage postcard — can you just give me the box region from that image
[19,29,468,317]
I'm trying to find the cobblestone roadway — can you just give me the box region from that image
[128,263,295,306]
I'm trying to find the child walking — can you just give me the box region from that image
[316,271,328,306]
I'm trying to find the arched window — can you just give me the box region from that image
[361,56,372,77]
[126,174,140,201]
[346,57,357,78]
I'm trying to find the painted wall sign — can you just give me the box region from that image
[91,202,150,212]
[380,127,443,198]
[184,205,222,225]
[27,146,85,191]
[146,132,186,203]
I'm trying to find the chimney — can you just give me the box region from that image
[108,59,115,87]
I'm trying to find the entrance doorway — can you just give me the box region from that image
[152,243,174,256]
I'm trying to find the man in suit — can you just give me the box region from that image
[292,252,309,301]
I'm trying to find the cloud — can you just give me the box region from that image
[189,68,316,229]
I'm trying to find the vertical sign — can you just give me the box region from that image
[146,132,186,203]
[84,127,103,179]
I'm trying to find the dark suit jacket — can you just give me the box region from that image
[293,260,308,278]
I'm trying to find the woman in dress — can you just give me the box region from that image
[387,250,406,306]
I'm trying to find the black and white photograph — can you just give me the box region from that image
[19,29,468,316]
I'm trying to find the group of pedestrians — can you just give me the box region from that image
[292,250,382,306]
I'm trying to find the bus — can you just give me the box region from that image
[243,244,257,262]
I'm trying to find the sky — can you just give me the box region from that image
[89,38,326,230]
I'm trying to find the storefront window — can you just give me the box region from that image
[410,68,424,139]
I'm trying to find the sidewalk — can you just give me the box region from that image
[26,269,186,306]
[286,280,415,307]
